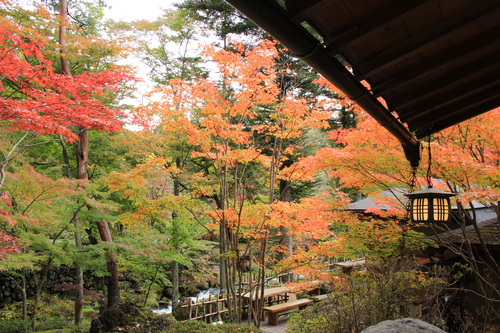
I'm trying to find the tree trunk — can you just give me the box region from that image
[21,268,27,321]
[31,255,54,330]
[59,0,71,76]
[172,261,179,304]
[77,129,88,180]
[96,220,120,307]
[58,0,85,323]
[278,179,293,283]
[74,217,84,325]
[171,174,181,304]
[74,130,88,320]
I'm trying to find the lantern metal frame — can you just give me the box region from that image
[404,136,456,223]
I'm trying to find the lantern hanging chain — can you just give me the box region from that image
[426,135,433,188]
[409,166,417,189]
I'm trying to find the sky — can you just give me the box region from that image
[100,0,181,107]
[103,0,177,21]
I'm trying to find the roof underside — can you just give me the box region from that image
[226,0,500,166]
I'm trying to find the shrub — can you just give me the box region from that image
[165,320,225,333]
[287,258,450,333]
[164,321,263,333]
[219,323,263,332]
[0,318,31,333]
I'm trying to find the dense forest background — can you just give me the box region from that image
[1,0,500,332]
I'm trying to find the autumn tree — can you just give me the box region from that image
[0,0,137,323]
[106,134,213,305]
[130,39,343,325]
[0,0,133,186]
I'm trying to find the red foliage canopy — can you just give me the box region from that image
[0,18,134,141]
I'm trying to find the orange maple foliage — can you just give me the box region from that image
[129,39,347,288]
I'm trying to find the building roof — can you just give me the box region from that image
[226,0,500,167]
[434,218,500,245]
[348,188,406,212]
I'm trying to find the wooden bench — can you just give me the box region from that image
[311,294,328,302]
[263,298,313,325]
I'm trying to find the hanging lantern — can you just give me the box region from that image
[405,187,456,223]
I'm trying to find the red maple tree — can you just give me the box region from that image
[0,15,134,142]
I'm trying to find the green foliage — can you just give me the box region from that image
[217,323,263,332]
[0,294,93,333]
[0,318,31,333]
[164,320,263,333]
[109,9,208,85]
[175,0,262,41]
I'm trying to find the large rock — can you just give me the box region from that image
[90,303,142,333]
[361,318,447,333]
[90,303,174,333]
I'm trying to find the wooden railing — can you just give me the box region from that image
[180,272,296,323]
[181,294,229,323]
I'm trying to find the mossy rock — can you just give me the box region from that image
[171,297,190,321]
[90,303,142,333]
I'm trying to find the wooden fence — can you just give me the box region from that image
[180,272,296,323]
[181,294,229,323]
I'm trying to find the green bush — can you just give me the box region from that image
[0,318,31,333]
[165,320,225,333]
[34,318,71,332]
[219,323,263,332]
[164,321,263,333]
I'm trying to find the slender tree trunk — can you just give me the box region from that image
[74,219,84,325]
[278,179,293,283]
[171,173,181,304]
[96,220,120,307]
[172,261,179,303]
[59,136,72,179]
[144,264,160,307]
[58,0,85,322]
[21,268,27,321]
[77,129,88,180]
[31,255,54,330]
[73,131,87,322]
[59,0,71,76]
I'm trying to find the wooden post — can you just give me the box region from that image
[188,298,193,320]
[216,294,221,322]
[209,295,212,323]
[194,297,198,320]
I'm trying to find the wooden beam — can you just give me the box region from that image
[288,0,331,23]
[325,0,433,55]
[415,96,500,138]
[393,58,500,115]
[408,84,500,134]
[356,2,500,80]
[371,30,500,97]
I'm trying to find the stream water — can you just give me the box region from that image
[151,287,221,314]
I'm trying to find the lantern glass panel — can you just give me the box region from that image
[412,198,429,221]
[433,197,449,221]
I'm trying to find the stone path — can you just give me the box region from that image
[256,316,288,333]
